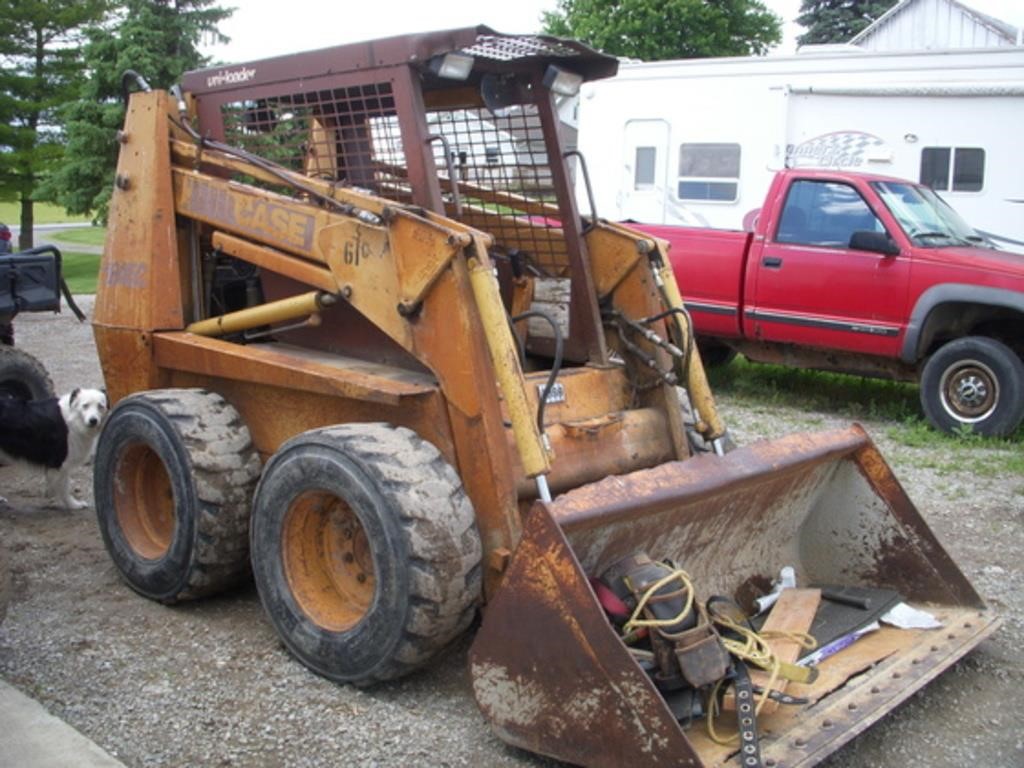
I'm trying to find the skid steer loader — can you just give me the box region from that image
[94,27,997,767]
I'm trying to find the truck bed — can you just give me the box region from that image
[634,223,752,338]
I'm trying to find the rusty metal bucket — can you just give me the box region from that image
[470,425,999,767]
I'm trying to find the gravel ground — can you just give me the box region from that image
[1,299,1022,767]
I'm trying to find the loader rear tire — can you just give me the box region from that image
[250,423,482,686]
[0,345,54,400]
[676,386,736,454]
[93,389,261,603]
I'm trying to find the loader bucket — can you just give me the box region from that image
[470,425,998,767]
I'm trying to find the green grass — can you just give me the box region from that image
[62,252,101,294]
[51,226,106,246]
[0,201,91,226]
[707,357,920,423]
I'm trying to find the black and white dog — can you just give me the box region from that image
[0,388,108,509]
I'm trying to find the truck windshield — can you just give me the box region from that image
[871,181,984,248]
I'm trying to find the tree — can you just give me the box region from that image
[42,0,231,222]
[542,0,782,61]
[796,0,899,46]
[0,0,108,249]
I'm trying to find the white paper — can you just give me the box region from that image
[880,602,942,630]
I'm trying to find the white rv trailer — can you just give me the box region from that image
[574,46,1024,251]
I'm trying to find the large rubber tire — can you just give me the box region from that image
[920,336,1024,437]
[250,424,482,687]
[93,389,261,603]
[0,345,54,400]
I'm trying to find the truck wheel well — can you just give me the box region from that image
[919,303,1024,361]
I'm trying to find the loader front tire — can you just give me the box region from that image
[93,389,261,602]
[250,424,482,687]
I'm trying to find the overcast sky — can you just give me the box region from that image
[201,0,1024,63]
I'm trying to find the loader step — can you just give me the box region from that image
[154,333,436,405]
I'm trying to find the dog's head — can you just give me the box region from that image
[61,388,109,431]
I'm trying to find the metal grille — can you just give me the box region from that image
[429,106,568,275]
[461,34,583,62]
[220,83,569,275]
[220,82,406,198]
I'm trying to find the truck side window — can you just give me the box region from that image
[920,147,985,192]
[677,143,740,202]
[776,180,885,248]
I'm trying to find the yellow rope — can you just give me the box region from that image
[617,566,817,747]
[621,568,696,636]
[705,614,816,745]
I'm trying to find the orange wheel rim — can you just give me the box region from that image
[282,490,376,632]
[114,443,176,559]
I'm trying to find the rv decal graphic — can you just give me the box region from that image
[787,131,885,170]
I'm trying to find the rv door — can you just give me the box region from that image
[621,119,669,224]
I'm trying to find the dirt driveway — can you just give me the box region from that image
[1,300,1021,767]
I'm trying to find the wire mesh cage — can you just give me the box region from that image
[219,81,571,275]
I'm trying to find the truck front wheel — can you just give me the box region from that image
[920,336,1024,437]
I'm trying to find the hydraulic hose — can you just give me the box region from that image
[509,309,564,437]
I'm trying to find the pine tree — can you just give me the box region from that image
[42,0,231,221]
[0,0,108,248]
[543,0,783,61]
[796,0,899,46]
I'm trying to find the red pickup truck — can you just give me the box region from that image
[636,169,1024,437]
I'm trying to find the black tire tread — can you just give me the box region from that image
[0,345,54,400]
[920,336,1024,438]
[129,389,261,600]
[299,423,481,685]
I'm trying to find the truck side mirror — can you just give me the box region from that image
[849,230,899,256]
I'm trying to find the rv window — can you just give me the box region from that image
[920,148,950,190]
[775,180,885,248]
[634,147,656,189]
[677,143,740,202]
[920,147,985,192]
[952,148,984,192]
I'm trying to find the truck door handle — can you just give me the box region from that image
[762,256,783,268]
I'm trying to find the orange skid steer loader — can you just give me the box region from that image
[93,27,997,767]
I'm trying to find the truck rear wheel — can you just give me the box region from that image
[920,336,1024,437]
[0,345,54,400]
[250,423,482,686]
[93,389,261,602]
[696,339,737,368]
